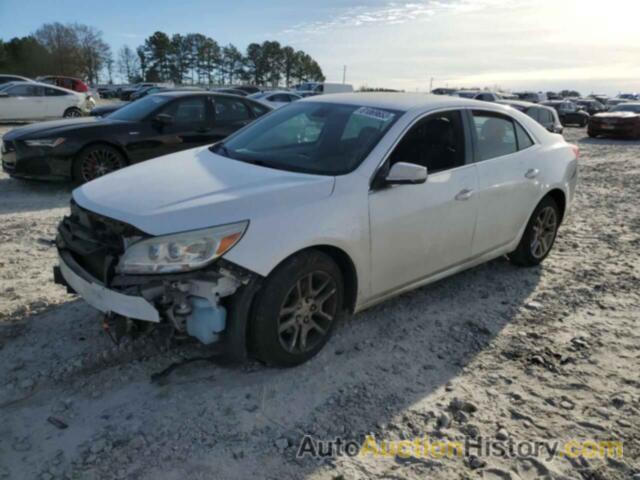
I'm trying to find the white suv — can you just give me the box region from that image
[55,93,579,366]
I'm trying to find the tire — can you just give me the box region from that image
[72,144,127,184]
[508,196,560,267]
[63,107,82,118]
[249,250,344,367]
[588,131,597,138]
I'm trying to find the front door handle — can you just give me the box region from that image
[455,189,474,201]
[525,168,540,179]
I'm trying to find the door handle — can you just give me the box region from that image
[455,189,474,201]
[525,168,539,179]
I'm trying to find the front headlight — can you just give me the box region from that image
[24,138,66,148]
[117,221,248,274]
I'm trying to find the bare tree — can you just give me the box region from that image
[74,24,111,84]
[118,46,139,83]
[34,22,111,83]
[34,22,80,75]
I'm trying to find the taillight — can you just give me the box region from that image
[570,144,579,160]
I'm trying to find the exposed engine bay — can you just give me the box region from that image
[54,200,258,348]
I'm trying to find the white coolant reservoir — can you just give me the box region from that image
[186,297,227,344]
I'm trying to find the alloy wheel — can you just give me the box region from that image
[81,149,125,182]
[530,206,557,259]
[64,109,81,118]
[277,271,338,354]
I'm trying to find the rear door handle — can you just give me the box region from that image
[525,168,540,179]
[455,189,474,201]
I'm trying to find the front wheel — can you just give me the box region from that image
[249,251,344,367]
[509,197,560,267]
[63,107,82,118]
[73,144,127,184]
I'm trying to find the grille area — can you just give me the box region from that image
[58,201,144,284]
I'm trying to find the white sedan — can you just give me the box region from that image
[249,90,302,109]
[54,93,578,366]
[0,81,90,121]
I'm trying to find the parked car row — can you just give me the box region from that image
[2,91,272,182]
[430,86,640,138]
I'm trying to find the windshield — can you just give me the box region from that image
[0,82,17,91]
[107,95,172,121]
[612,104,640,113]
[213,102,402,175]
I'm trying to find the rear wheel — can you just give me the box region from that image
[63,107,82,118]
[249,251,343,367]
[509,196,560,267]
[73,144,127,184]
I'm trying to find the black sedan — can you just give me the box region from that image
[575,99,607,116]
[542,100,590,127]
[2,92,272,183]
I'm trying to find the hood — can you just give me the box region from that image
[5,117,123,139]
[91,103,126,116]
[73,147,336,236]
[594,111,640,119]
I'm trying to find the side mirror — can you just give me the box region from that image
[153,113,173,127]
[385,162,428,186]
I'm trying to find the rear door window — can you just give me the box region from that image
[7,84,43,97]
[525,108,540,122]
[45,87,68,96]
[540,109,553,125]
[472,111,518,161]
[160,97,208,130]
[214,97,251,126]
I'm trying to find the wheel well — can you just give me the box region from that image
[270,246,358,314]
[545,189,566,223]
[311,246,358,313]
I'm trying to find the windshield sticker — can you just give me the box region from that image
[353,107,395,122]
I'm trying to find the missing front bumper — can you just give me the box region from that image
[57,250,160,322]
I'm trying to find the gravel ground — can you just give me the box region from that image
[0,123,638,480]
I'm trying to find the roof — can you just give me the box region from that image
[0,80,72,90]
[496,99,538,108]
[155,90,236,98]
[303,92,488,112]
[152,91,272,106]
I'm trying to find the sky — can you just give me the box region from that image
[1,0,639,95]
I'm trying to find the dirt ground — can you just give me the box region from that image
[0,123,638,480]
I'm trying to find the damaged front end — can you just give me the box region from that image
[54,201,261,359]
